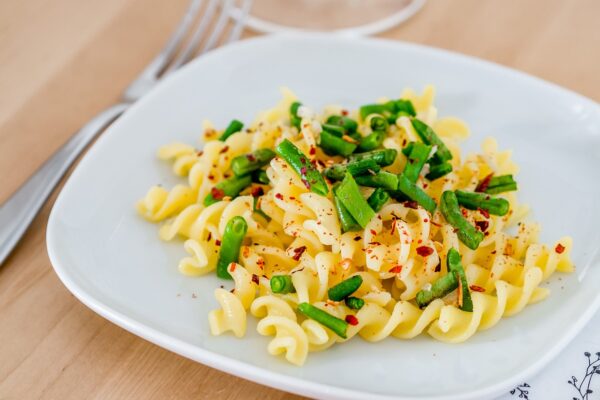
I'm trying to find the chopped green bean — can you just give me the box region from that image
[326,115,358,133]
[345,296,365,310]
[333,186,361,232]
[324,159,380,181]
[355,171,399,191]
[403,142,432,182]
[297,303,348,338]
[219,119,244,141]
[486,182,517,194]
[290,102,302,129]
[446,248,473,312]
[322,123,346,137]
[231,149,276,176]
[319,131,357,157]
[410,118,453,164]
[204,174,252,206]
[275,139,329,196]
[416,271,458,308]
[440,191,484,250]
[367,188,390,212]
[359,103,394,120]
[401,142,415,157]
[488,175,515,187]
[216,216,248,279]
[270,275,295,294]
[357,131,385,152]
[252,169,270,185]
[337,173,376,228]
[369,115,389,132]
[348,149,397,167]
[455,190,510,216]
[426,162,453,180]
[252,196,271,222]
[396,174,437,214]
[392,99,416,117]
[328,275,363,301]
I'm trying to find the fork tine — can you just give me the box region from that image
[200,0,235,54]
[226,0,253,43]
[168,0,221,72]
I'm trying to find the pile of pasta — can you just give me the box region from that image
[137,86,573,366]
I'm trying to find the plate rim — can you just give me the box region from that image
[47,32,600,400]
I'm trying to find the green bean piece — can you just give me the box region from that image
[328,275,363,301]
[486,182,518,194]
[455,190,510,216]
[322,123,346,137]
[204,174,252,206]
[367,188,390,212]
[403,142,432,183]
[290,101,302,129]
[324,159,380,181]
[359,103,394,120]
[391,99,416,117]
[410,118,453,164]
[355,171,398,191]
[219,119,244,141]
[440,191,484,250]
[270,275,295,294]
[426,162,453,180]
[326,115,358,133]
[319,131,357,157]
[446,248,473,312]
[415,271,458,308]
[357,131,385,152]
[251,169,270,185]
[337,172,376,228]
[275,139,329,196]
[333,186,361,232]
[369,115,389,132]
[297,303,348,338]
[231,149,276,176]
[345,296,365,310]
[488,174,515,187]
[396,174,437,214]
[348,149,398,167]
[216,216,248,279]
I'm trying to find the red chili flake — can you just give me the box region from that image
[215,239,222,246]
[491,250,497,254]
[423,218,429,223]
[555,243,566,254]
[341,109,349,116]
[246,154,256,162]
[345,315,359,326]
[369,229,377,236]
[300,157,306,164]
[416,246,434,257]
[229,263,236,272]
[292,246,307,261]
[302,178,311,189]
[423,183,428,189]
[475,220,489,232]
[402,139,407,146]
[470,285,485,292]
[404,200,419,209]
[196,150,204,157]
[434,263,441,272]
[476,173,494,192]
[211,187,225,200]
[206,232,212,242]
[353,236,362,241]
[478,208,490,219]
[368,241,381,246]
[251,274,260,284]
[300,166,307,175]
[389,265,403,274]
[275,193,284,200]
[461,208,469,218]
[309,146,316,155]
[251,186,264,197]
[219,145,229,154]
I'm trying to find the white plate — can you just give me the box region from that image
[47,34,600,400]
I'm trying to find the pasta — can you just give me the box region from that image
[137,86,574,365]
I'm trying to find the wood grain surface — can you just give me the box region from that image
[0,1,598,399]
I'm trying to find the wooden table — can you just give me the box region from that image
[1,1,598,398]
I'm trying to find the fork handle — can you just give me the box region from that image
[0,103,130,265]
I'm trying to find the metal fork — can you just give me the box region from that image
[0,0,253,266]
